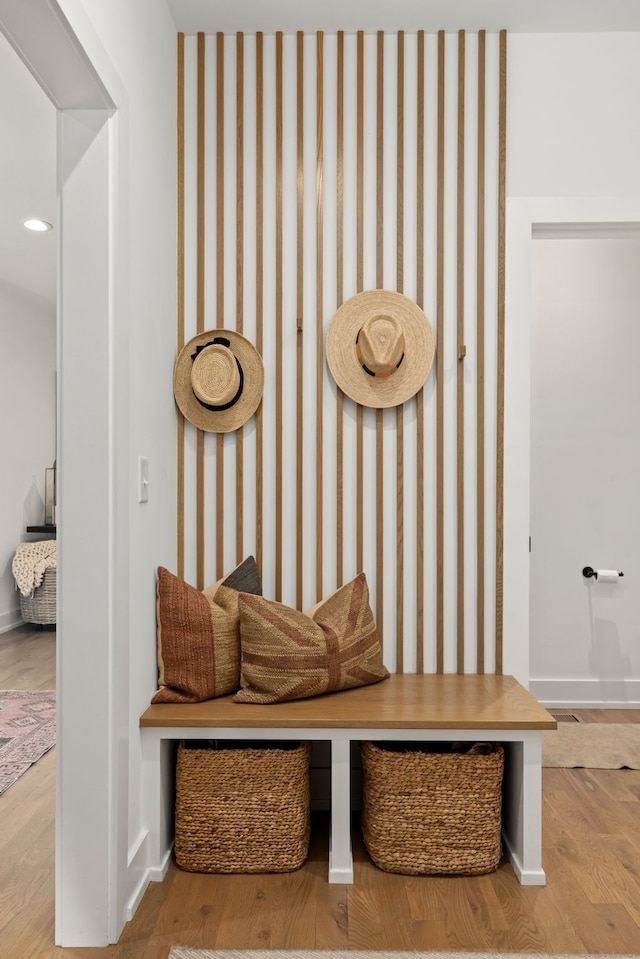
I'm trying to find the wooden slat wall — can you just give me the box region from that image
[178,31,507,675]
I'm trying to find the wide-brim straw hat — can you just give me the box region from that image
[174,329,264,432]
[326,290,435,408]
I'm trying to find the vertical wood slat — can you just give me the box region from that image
[196,32,205,590]
[496,29,507,674]
[216,32,225,579]
[476,30,486,674]
[275,32,284,602]
[255,33,264,576]
[436,31,445,672]
[375,31,384,640]
[396,30,404,673]
[356,31,364,574]
[296,32,304,610]
[336,31,344,589]
[236,33,244,564]
[177,33,185,579]
[396,32,404,291]
[376,32,384,288]
[457,30,465,673]
[316,32,324,602]
[415,30,425,673]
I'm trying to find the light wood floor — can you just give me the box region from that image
[2,624,640,957]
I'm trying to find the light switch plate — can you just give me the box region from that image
[138,456,149,504]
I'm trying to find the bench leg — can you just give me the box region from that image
[328,737,354,883]
[501,734,547,885]
[141,732,174,880]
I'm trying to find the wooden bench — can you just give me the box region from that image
[140,673,556,886]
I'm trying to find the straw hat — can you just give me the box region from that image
[174,330,264,432]
[326,290,435,408]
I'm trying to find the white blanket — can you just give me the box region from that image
[12,540,57,598]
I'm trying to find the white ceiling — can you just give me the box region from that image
[0,29,56,314]
[165,0,640,34]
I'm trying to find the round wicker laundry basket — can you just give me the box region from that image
[20,567,56,626]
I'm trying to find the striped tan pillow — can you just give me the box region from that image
[152,558,261,704]
[234,572,389,704]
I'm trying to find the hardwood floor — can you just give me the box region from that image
[1,624,640,957]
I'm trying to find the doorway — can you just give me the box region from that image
[0,31,56,628]
[530,231,640,706]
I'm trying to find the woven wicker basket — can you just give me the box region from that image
[175,739,311,873]
[20,567,56,625]
[361,740,504,876]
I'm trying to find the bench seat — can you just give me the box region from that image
[140,673,556,886]
[141,673,555,730]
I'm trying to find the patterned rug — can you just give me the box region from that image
[0,689,56,794]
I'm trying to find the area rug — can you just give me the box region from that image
[168,950,639,959]
[542,722,640,769]
[0,689,56,794]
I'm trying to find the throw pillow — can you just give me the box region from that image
[152,557,262,704]
[234,572,389,704]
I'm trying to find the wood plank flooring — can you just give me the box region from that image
[1,625,639,957]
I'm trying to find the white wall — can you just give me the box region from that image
[508,32,640,198]
[44,0,177,944]
[504,32,640,705]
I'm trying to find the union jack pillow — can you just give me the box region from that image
[234,572,389,704]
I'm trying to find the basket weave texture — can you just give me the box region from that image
[175,740,311,873]
[20,567,56,625]
[361,740,504,876]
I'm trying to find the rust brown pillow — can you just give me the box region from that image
[152,558,261,704]
[234,572,389,704]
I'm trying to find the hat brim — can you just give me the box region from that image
[326,290,435,408]
[174,330,264,432]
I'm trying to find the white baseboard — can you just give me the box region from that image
[530,678,640,709]
[0,609,23,634]
[501,831,546,886]
[125,848,172,922]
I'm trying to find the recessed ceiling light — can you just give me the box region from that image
[23,218,53,232]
